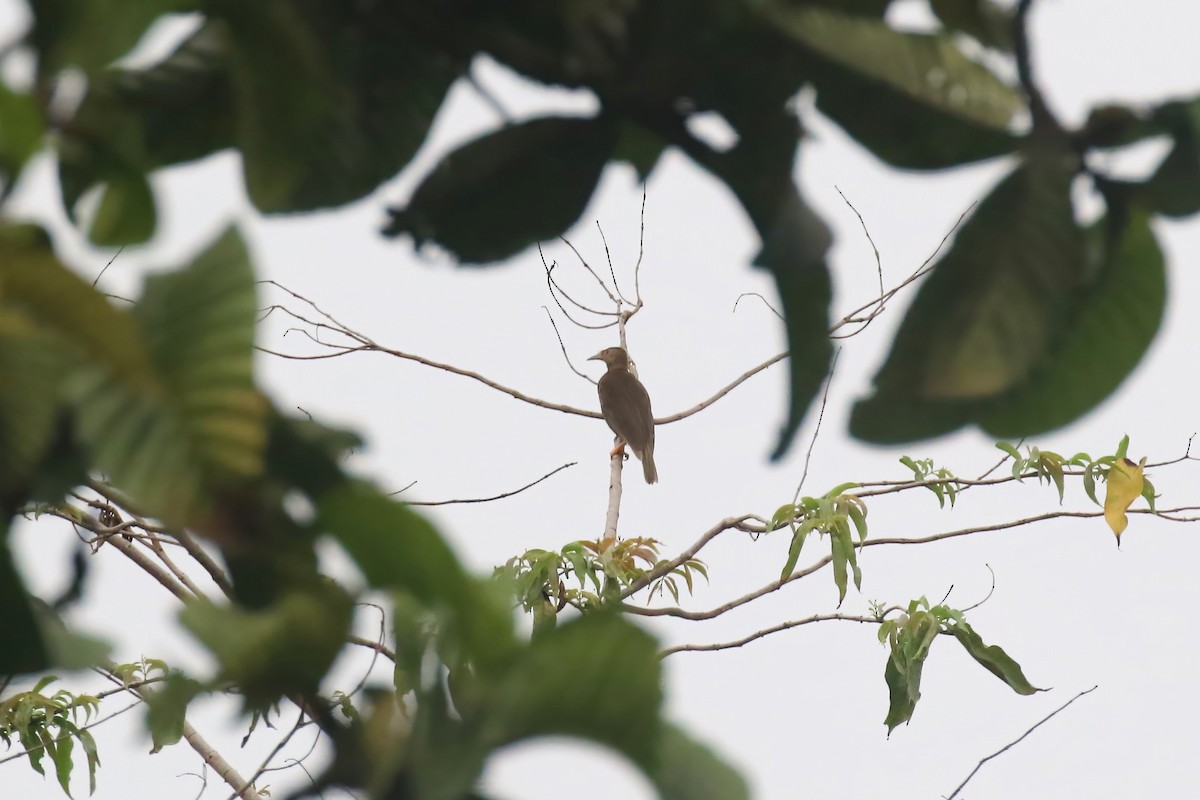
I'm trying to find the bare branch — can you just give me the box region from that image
[945,685,1098,799]
[660,613,881,657]
[541,306,596,383]
[407,462,576,506]
[595,220,634,307]
[793,348,840,503]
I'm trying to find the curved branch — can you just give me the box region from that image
[659,612,881,657]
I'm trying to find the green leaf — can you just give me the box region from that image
[981,210,1165,436]
[86,171,156,246]
[52,725,74,798]
[761,5,1019,169]
[852,149,1085,443]
[481,613,661,770]
[0,83,45,189]
[318,482,516,670]
[144,673,203,753]
[950,622,1044,695]
[0,316,68,492]
[180,582,354,709]
[214,1,463,212]
[652,723,749,800]
[1143,99,1200,218]
[929,0,1014,51]
[69,227,265,521]
[0,525,49,674]
[384,115,618,264]
[26,0,188,74]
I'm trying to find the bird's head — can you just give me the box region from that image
[588,347,631,369]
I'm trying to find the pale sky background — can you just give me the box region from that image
[4,1,1200,799]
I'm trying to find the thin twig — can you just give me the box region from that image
[660,613,881,657]
[541,306,595,383]
[945,686,1099,799]
[794,348,840,503]
[408,462,576,506]
[732,292,784,320]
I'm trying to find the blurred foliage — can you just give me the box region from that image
[0,1,1195,797]
[1,0,1187,455]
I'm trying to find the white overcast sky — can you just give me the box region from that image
[5,1,1200,799]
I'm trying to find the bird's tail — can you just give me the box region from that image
[641,451,658,484]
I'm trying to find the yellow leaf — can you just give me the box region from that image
[1104,457,1145,543]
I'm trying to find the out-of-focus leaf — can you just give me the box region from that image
[1104,457,1145,543]
[982,210,1166,436]
[87,171,156,246]
[481,613,661,770]
[929,0,1014,51]
[613,122,665,182]
[145,673,203,753]
[214,1,462,212]
[653,723,750,800]
[949,622,1043,695]
[34,603,110,670]
[26,0,189,74]
[852,150,1084,442]
[318,482,516,670]
[1143,99,1200,218]
[180,582,353,709]
[384,115,618,264]
[0,83,44,189]
[0,316,67,491]
[69,227,265,520]
[57,21,234,224]
[761,4,1020,169]
[0,524,49,674]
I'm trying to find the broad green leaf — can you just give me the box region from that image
[852,150,1085,442]
[481,613,661,770]
[86,171,156,247]
[982,211,1166,436]
[761,5,1019,169]
[215,1,462,212]
[384,115,618,264]
[68,227,265,520]
[26,0,189,74]
[1104,457,1145,543]
[0,83,45,188]
[653,724,750,800]
[318,482,516,670]
[0,316,67,491]
[52,727,74,797]
[57,22,235,222]
[949,622,1044,694]
[144,673,203,753]
[929,0,1014,51]
[180,583,353,708]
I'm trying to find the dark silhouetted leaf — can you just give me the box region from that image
[145,673,204,753]
[0,84,44,189]
[215,1,462,212]
[26,0,188,74]
[87,170,156,246]
[384,115,618,264]
[0,524,49,674]
[1143,99,1200,218]
[929,0,1014,51]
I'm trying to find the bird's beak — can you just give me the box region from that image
[587,351,603,362]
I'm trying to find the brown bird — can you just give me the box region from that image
[588,346,658,484]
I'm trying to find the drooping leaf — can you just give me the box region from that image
[144,673,203,753]
[949,622,1044,695]
[384,115,618,264]
[1104,457,1145,543]
[87,170,156,247]
[179,582,353,709]
[852,149,1085,442]
[982,209,1166,436]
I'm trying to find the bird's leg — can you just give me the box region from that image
[609,440,628,459]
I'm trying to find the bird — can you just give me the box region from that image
[588,346,658,484]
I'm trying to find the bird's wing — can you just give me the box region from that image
[598,371,654,453]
